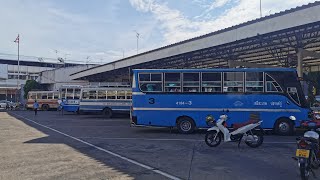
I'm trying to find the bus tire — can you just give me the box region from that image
[42,104,49,111]
[103,108,113,118]
[274,118,294,136]
[176,117,195,134]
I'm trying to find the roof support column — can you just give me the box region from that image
[297,48,303,78]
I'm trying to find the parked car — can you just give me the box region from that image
[0,100,18,109]
[0,100,7,108]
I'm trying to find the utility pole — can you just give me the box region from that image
[260,0,262,18]
[135,31,140,54]
[14,34,20,102]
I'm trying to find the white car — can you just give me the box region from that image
[0,100,8,108]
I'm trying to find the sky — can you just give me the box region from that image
[0,0,318,64]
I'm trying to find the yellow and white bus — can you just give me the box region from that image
[26,91,60,110]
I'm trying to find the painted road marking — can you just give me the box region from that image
[78,137,297,144]
[10,112,181,180]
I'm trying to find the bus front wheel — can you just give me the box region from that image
[177,117,195,134]
[274,118,294,136]
[103,108,113,118]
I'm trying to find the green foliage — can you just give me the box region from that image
[23,80,42,99]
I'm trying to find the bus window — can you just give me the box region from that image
[126,91,132,99]
[61,88,66,99]
[47,92,53,99]
[183,73,200,92]
[288,87,300,105]
[66,88,74,99]
[117,91,126,99]
[29,93,36,99]
[265,74,282,92]
[89,90,97,99]
[97,90,107,99]
[107,91,116,99]
[139,73,162,92]
[54,93,59,99]
[74,89,81,99]
[165,73,181,92]
[36,93,42,99]
[223,72,244,92]
[245,72,263,92]
[41,93,48,99]
[202,72,222,92]
[82,90,89,99]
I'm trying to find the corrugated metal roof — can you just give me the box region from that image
[72,1,320,76]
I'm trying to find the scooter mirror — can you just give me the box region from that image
[289,116,296,121]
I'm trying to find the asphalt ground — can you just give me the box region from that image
[0,110,314,180]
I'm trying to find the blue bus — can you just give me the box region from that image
[59,85,82,112]
[131,68,311,135]
[79,87,132,118]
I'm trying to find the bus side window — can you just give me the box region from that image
[89,90,97,99]
[126,91,132,99]
[48,93,53,99]
[265,74,282,92]
[74,89,81,99]
[82,90,89,99]
[183,73,200,92]
[107,91,116,99]
[54,93,59,99]
[165,73,181,92]
[245,72,263,92]
[223,72,244,92]
[139,73,163,92]
[36,93,42,100]
[97,90,107,99]
[66,88,74,99]
[202,72,222,92]
[117,91,126,99]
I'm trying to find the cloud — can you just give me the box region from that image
[130,0,318,45]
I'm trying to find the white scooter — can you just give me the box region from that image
[205,114,264,148]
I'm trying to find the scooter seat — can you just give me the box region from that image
[232,119,259,130]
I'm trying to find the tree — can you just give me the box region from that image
[23,80,42,99]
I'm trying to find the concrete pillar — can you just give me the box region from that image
[297,48,303,78]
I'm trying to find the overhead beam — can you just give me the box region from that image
[228,60,275,68]
[300,49,320,59]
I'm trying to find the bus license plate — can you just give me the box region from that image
[296,149,310,158]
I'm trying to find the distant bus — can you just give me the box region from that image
[79,87,132,118]
[59,85,82,112]
[131,68,310,135]
[27,91,59,110]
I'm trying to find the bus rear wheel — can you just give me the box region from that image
[103,108,113,119]
[274,118,293,136]
[177,117,195,134]
[42,104,49,111]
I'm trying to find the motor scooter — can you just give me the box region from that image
[205,114,264,148]
[295,120,320,180]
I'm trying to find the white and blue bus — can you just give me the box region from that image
[131,68,311,135]
[59,85,82,112]
[79,87,132,118]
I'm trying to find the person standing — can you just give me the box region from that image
[33,100,39,115]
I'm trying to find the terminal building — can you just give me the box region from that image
[0,58,88,102]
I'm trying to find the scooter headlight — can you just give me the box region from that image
[206,115,215,126]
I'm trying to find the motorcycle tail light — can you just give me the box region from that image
[299,140,308,148]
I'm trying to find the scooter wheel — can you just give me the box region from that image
[205,131,222,147]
